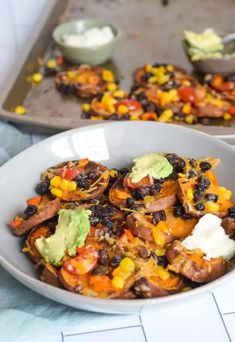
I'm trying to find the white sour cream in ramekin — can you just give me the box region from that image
[62,26,114,48]
[182,213,235,261]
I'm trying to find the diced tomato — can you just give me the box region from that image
[178,87,196,104]
[123,174,154,189]
[10,216,24,229]
[63,247,98,275]
[123,229,134,241]
[27,195,42,206]
[59,167,79,180]
[115,99,142,112]
[229,106,235,116]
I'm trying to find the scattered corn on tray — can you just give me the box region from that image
[1,0,235,141]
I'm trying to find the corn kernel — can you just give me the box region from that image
[182,103,192,114]
[166,64,174,72]
[51,187,63,198]
[185,115,196,125]
[46,59,56,68]
[218,186,232,200]
[155,248,166,256]
[112,276,125,289]
[107,83,118,92]
[32,73,43,84]
[67,71,76,79]
[157,266,170,281]
[119,257,135,273]
[224,113,232,120]
[67,181,77,191]
[82,103,91,112]
[145,64,153,73]
[148,76,158,84]
[101,93,116,106]
[102,69,114,82]
[60,179,70,190]
[91,116,102,120]
[182,80,191,86]
[162,109,174,119]
[153,228,165,247]
[205,201,220,213]
[130,114,139,121]
[113,90,125,98]
[14,105,27,115]
[186,188,194,201]
[50,176,62,188]
[117,104,128,115]
[168,89,179,101]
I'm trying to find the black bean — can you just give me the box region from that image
[227,74,235,82]
[174,205,184,217]
[195,203,205,211]
[193,189,204,202]
[144,103,156,113]
[76,176,89,188]
[141,72,153,82]
[109,255,122,267]
[137,92,147,102]
[93,265,109,275]
[205,193,218,202]
[24,205,38,218]
[35,181,49,195]
[126,197,135,208]
[109,114,119,120]
[188,170,197,179]
[150,183,161,195]
[198,176,210,189]
[228,208,235,218]
[130,84,139,93]
[189,159,197,168]
[153,62,167,67]
[182,212,193,220]
[98,249,109,265]
[132,189,144,200]
[152,210,166,225]
[157,256,168,267]
[199,161,212,172]
[44,67,57,77]
[195,184,206,193]
[102,219,113,229]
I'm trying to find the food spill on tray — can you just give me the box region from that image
[9,153,235,299]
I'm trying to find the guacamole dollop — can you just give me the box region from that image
[35,208,90,265]
[184,29,223,61]
[129,153,173,183]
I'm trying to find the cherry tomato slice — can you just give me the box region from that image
[229,106,235,116]
[178,87,196,104]
[59,168,79,180]
[115,99,142,112]
[123,174,154,189]
[63,247,98,275]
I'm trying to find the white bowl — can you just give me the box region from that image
[0,122,235,314]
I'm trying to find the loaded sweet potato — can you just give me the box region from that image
[9,153,235,299]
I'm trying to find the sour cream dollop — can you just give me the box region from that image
[62,26,114,48]
[182,213,235,261]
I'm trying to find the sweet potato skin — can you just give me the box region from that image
[222,217,235,237]
[41,263,62,288]
[166,240,225,283]
[13,198,61,236]
[24,225,51,264]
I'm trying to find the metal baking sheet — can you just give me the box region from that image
[1,0,235,141]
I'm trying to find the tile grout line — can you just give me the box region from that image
[211,292,232,342]
[139,314,148,342]
[64,324,143,337]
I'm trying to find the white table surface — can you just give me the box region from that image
[0,1,235,341]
